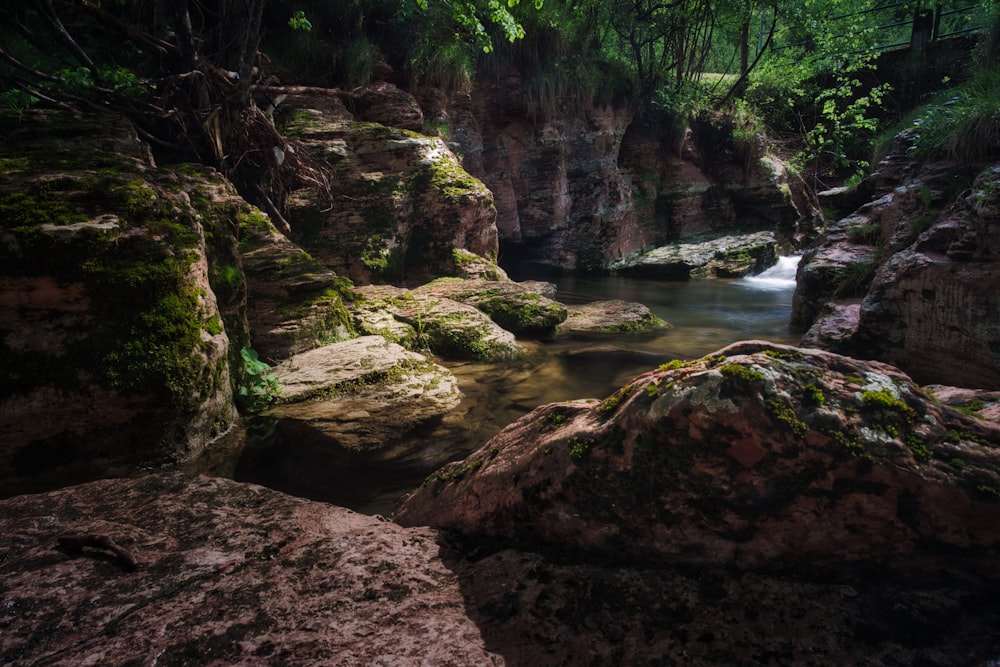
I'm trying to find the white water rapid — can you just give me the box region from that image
[740,255,802,291]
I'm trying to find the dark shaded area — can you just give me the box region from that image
[437,535,1000,666]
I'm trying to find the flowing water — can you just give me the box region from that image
[216,256,802,516]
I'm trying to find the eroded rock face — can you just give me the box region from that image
[434,74,812,270]
[0,474,502,666]
[395,341,1000,575]
[794,132,1000,388]
[277,90,499,285]
[0,111,236,496]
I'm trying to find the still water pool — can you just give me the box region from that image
[214,257,802,515]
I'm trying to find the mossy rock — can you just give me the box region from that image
[276,97,497,285]
[413,278,567,337]
[351,286,519,361]
[0,111,236,491]
[556,300,671,336]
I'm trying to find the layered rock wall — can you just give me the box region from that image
[795,130,1000,388]
[418,70,815,270]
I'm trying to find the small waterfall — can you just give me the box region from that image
[740,255,801,291]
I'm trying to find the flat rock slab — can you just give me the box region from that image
[268,336,462,450]
[0,474,501,666]
[613,231,778,279]
[556,300,670,335]
[413,279,567,335]
[352,287,520,361]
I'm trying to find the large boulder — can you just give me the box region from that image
[267,336,462,450]
[0,474,501,665]
[396,340,1000,575]
[277,91,499,285]
[556,300,670,335]
[0,111,236,496]
[351,285,520,361]
[412,278,567,336]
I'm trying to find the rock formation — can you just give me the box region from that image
[795,130,1000,389]
[276,91,500,286]
[0,111,237,496]
[396,340,1000,575]
[425,72,816,270]
[267,336,462,451]
[0,474,501,666]
[4,343,998,666]
[612,230,779,279]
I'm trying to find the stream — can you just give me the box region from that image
[213,256,802,516]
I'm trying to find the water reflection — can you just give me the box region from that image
[224,258,802,515]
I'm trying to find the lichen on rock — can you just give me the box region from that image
[395,341,1000,575]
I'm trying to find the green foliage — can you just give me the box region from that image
[833,260,877,298]
[905,64,1000,163]
[288,10,313,31]
[238,347,281,412]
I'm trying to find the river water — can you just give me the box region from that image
[223,256,802,516]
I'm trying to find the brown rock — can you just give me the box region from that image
[413,278,567,336]
[266,336,462,451]
[396,341,1000,575]
[0,474,501,665]
[556,300,670,335]
[0,112,236,496]
[279,94,498,285]
[796,138,1000,388]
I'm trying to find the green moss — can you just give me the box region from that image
[861,388,915,417]
[976,484,1000,500]
[596,384,633,420]
[905,434,933,462]
[762,349,804,361]
[720,363,766,383]
[659,359,688,371]
[568,436,595,462]
[428,457,484,485]
[826,428,876,462]
[766,398,808,438]
[805,383,825,406]
[956,399,985,417]
[204,315,224,336]
[538,411,569,433]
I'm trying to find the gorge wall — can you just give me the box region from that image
[795,129,1000,390]
[407,68,816,271]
